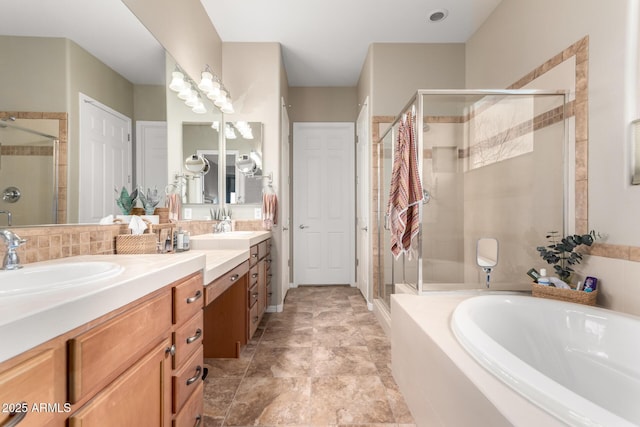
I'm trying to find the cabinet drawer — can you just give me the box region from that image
[249,264,259,286]
[0,350,64,427]
[248,302,260,339]
[69,291,171,403]
[173,381,203,427]
[205,260,249,306]
[248,282,259,308]
[173,346,203,414]
[249,244,259,266]
[173,273,204,325]
[173,311,203,369]
[258,240,268,260]
[69,338,172,427]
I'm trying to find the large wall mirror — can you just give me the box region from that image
[1,1,166,227]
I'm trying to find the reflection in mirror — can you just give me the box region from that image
[477,237,498,288]
[179,120,263,205]
[0,118,59,226]
[1,2,166,226]
[182,123,220,204]
[226,122,263,205]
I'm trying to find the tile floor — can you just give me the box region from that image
[202,285,416,426]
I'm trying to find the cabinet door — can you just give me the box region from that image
[68,338,172,427]
[68,291,171,403]
[0,348,66,427]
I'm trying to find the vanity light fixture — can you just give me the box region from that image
[169,70,187,92]
[225,124,237,139]
[177,84,193,101]
[192,99,207,114]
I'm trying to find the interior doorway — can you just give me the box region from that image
[292,122,355,286]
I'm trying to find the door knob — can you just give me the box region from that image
[299,224,309,229]
[283,227,289,231]
[361,226,368,231]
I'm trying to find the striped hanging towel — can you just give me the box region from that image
[387,111,423,259]
[167,193,181,222]
[262,193,278,230]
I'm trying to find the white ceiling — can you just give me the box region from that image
[201,0,504,86]
[1,0,502,88]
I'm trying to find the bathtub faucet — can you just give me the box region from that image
[482,266,493,289]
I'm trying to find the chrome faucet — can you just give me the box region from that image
[0,229,27,270]
[0,210,12,226]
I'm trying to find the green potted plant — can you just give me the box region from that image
[536,230,599,282]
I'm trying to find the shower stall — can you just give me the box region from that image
[0,118,59,226]
[377,90,568,310]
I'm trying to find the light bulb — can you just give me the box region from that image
[169,71,185,92]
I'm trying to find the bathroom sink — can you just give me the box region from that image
[224,231,254,236]
[0,262,124,296]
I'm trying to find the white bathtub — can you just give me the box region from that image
[390,293,640,427]
[452,295,640,427]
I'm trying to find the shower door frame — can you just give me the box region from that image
[378,89,569,304]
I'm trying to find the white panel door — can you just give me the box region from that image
[356,99,371,305]
[79,94,132,223]
[135,121,167,193]
[293,122,355,286]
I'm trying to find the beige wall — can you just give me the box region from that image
[369,43,466,116]
[288,87,358,123]
[467,0,640,315]
[0,36,67,112]
[133,85,166,122]
[123,0,222,83]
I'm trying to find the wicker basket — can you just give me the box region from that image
[531,282,598,306]
[115,219,158,254]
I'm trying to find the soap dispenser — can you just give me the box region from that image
[538,268,551,286]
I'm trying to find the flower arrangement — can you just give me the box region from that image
[536,230,599,281]
[115,186,138,215]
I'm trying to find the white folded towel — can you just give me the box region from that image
[99,214,114,225]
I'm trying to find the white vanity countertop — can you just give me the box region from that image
[196,249,250,285]
[190,230,271,250]
[0,252,208,364]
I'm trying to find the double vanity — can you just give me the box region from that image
[0,230,271,426]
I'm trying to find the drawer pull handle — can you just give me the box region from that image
[186,290,202,304]
[253,316,259,324]
[186,366,202,386]
[251,253,258,258]
[251,273,258,279]
[252,292,259,298]
[165,345,176,356]
[194,415,202,427]
[186,328,203,344]
[3,404,27,427]
[230,274,239,282]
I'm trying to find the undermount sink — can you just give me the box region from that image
[0,262,124,296]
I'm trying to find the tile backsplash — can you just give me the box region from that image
[0,219,265,264]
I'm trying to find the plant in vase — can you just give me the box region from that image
[115,186,138,215]
[536,230,600,283]
[138,187,161,215]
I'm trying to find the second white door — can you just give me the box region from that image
[293,122,355,286]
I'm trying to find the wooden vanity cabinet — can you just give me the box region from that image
[203,261,250,358]
[249,238,271,341]
[69,271,206,425]
[171,272,205,423]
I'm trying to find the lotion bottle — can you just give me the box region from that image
[538,268,551,286]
